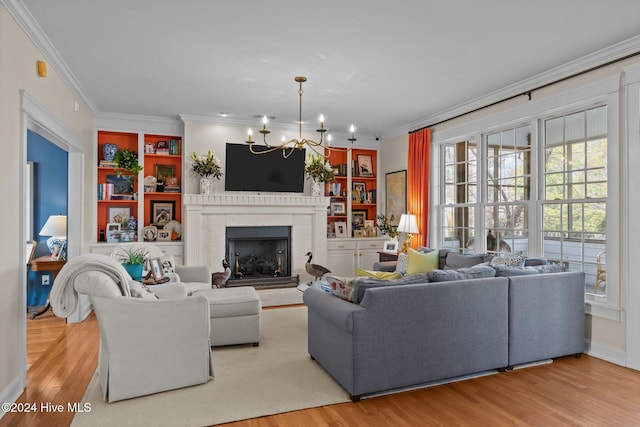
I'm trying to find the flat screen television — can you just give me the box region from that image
[225,143,306,193]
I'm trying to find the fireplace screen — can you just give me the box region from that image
[225,226,291,284]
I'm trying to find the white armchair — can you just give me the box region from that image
[50,253,214,402]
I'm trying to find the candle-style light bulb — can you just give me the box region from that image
[281,135,286,142]
[319,114,325,129]
[327,134,332,147]
[350,125,355,138]
[246,128,254,143]
[262,115,268,130]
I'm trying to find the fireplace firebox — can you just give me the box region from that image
[225,226,299,288]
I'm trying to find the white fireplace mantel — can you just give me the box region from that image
[183,194,329,280]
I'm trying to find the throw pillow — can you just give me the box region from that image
[395,252,409,275]
[325,276,355,301]
[428,265,496,282]
[406,248,439,275]
[490,254,526,267]
[159,255,176,273]
[356,269,402,280]
[129,280,159,299]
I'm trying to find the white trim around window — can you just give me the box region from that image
[431,73,622,320]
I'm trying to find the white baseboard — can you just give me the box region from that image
[0,375,24,420]
[585,339,627,367]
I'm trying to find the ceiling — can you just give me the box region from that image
[19,0,640,138]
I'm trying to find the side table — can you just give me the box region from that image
[29,255,66,319]
[377,251,399,262]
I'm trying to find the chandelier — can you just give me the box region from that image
[245,76,356,157]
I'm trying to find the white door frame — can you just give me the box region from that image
[19,90,85,389]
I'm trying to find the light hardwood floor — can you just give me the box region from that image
[4,309,640,427]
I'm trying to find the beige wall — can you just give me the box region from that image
[0,5,93,398]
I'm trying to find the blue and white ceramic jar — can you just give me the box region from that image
[102,143,118,161]
[127,215,137,230]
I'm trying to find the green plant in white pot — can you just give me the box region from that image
[115,247,148,281]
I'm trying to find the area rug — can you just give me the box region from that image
[72,306,350,427]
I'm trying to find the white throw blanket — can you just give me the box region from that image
[50,254,132,318]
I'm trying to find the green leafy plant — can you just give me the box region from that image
[305,154,334,183]
[114,149,143,180]
[114,247,148,265]
[189,150,223,179]
[376,214,398,238]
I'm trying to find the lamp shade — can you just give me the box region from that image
[397,214,419,234]
[39,215,67,237]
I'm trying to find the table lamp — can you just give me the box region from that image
[39,214,67,259]
[397,213,419,253]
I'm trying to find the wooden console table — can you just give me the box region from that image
[29,255,66,319]
[377,251,399,262]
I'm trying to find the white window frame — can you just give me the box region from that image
[431,74,621,320]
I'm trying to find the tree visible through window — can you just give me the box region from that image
[542,106,607,294]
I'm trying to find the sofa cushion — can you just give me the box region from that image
[356,269,402,280]
[428,265,497,282]
[493,263,566,277]
[490,254,526,267]
[407,248,439,274]
[444,252,486,270]
[349,273,430,304]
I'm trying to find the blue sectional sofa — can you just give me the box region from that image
[303,269,585,401]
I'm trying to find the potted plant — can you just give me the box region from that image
[376,214,398,238]
[305,154,334,196]
[189,150,223,194]
[115,247,148,281]
[114,149,143,181]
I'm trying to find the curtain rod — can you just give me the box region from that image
[409,50,640,134]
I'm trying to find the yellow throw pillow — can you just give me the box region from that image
[406,248,439,274]
[356,269,402,280]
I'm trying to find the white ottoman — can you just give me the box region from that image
[192,287,261,346]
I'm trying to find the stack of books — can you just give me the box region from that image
[163,185,181,193]
[97,183,115,200]
[99,160,118,168]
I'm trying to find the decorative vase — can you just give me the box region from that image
[123,263,143,281]
[102,143,118,161]
[311,179,323,197]
[200,176,211,195]
[127,215,137,230]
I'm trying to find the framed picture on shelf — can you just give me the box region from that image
[150,200,175,226]
[354,229,366,238]
[352,181,366,194]
[383,240,399,254]
[157,229,172,241]
[330,201,346,215]
[106,222,120,243]
[364,219,375,228]
[106,174,133,195]
[356,154,374,177]
[154,164,176,182]
[352,210,367,228]
[107,206,132,225]
[334,221,348,238]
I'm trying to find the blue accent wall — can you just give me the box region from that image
[27,130,68,307]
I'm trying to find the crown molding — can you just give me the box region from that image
[2,0,99,115]
[410,34,640,132]
[94,112,183,135]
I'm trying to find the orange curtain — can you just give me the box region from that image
[408,128,431,248]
